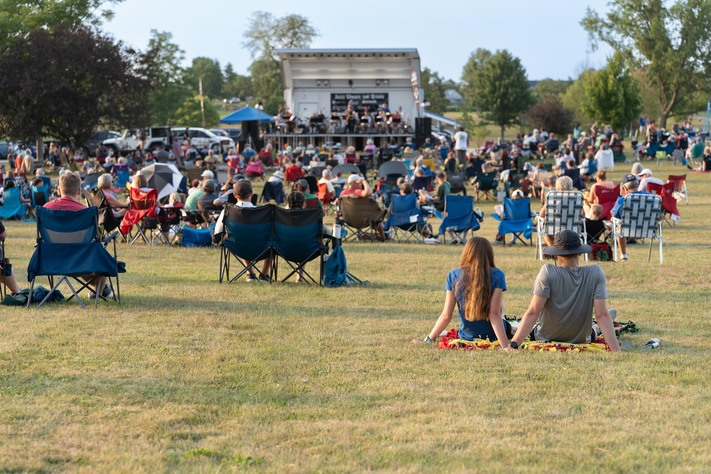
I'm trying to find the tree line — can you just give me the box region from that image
[0,0,709,150]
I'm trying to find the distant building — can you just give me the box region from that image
[445,89,464,107]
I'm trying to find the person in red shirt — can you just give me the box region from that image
[284,159,304,183]
[340,174,373,198]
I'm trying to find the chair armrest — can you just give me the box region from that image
[102,231,120,244]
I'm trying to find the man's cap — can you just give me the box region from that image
[347,174,361,184]
[543,230,593,256]
[637,168,653,177]
[200,170,214,179]
[235,179,252,198]
[621,173,638,185]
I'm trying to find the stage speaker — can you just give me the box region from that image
[415,117,432,147]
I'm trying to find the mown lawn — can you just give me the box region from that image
[1,162,710,472]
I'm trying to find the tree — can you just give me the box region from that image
[249,58,284,115]
[144,30,191,125]
[533,79,572,100]
[561,70,595,128]
[582,0,711,127]
[0,0,123,54]
[525,95,575,135]
[0,26,149,147]
[174,95,220,128]
[462,49,534,139]
[460,48,492,108]
[581,53,641,133]
[183,57,224,99]
[223,74,254,102]
[421,68,448,114]
[243,11,318,59]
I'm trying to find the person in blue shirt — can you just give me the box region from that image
[611,173,649,261]
[414,237,513,346]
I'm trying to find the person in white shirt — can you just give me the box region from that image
[453,126,468,167]
[637,168,664,192]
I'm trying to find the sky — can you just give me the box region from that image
[102,0,614,82]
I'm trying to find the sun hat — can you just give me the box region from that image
[200,170,214,179]
[347,174,362,184]
[543,230,593,256]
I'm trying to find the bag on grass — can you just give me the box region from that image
[591,242,612,262]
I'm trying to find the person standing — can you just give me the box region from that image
[453,126,468,168]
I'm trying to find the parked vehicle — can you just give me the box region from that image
[172,127,235,154]
[103,126,172,154]
[0,141,15,160]
[81,130,120,156]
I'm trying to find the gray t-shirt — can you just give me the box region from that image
[532,264,608,343]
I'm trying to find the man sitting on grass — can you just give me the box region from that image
[507,230,620,351]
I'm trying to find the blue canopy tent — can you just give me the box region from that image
[220,106,273,124]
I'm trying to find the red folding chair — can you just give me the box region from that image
[592,184,620,220]
[667,174,688,205]
[120,188,159,244]
[647,182,679,227]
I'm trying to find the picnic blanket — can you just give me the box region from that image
[438,320,638,352]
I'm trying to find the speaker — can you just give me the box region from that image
[415,117,432,147]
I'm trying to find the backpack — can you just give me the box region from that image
[591,242,612,262]
[323,245,348,287]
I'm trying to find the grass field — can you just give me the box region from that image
[1,161,710,472]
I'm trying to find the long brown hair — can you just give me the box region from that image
[456,237,496,321]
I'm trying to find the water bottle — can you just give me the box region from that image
[640,338,661,350]
[332,223,341,239]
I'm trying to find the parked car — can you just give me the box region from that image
[173,127,235,154]
[0,141,15,160]
[81,130,120,156]
[103,126,172,154]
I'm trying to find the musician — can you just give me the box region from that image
[359,106,373,133]
[345,104,357,134]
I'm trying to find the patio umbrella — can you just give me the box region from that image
[141,163,186,200]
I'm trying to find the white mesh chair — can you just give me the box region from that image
[612,193,663,263]
[537,190,586,260]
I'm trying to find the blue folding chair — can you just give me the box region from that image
[412,175,432,193]
[0,187,27,219]
[384,193,427,243]
[116,169,130,189]
[219,205,273,283]
[492,198,534,246]
[27,206,124,308]
[31,184,50,207]
[272,207,328,284]
[260,181,285,205]
[438,195,484,244]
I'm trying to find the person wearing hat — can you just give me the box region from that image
[507,230,621,351]
[611,174,649,260]
[636,168,663,192]
[340,174,386,240]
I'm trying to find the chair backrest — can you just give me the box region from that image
[444,194,475,220]
[412,175,431,192]
[187,168,203,183]
[304,175,319,194]
[503,197,532,220]
[261,181,285,204]
[339,197,383,228]
[647,182,678,216]
[223,205,273,261]
[449,173,466,194]
[36,206,98,244]
[332,163,360,177]
[129,187,158,211]
[584,218,607,242]
[593,185,619,205]
[31,184,49,207]
[667,174,686,192]
[543,190,584,235]
[619,193,662,238]
[377,161,408,179]
[476,172,498,191]
[273,207,323,263]
[116,170,130,188]
[317,182,332,203]
[82,173,100,191]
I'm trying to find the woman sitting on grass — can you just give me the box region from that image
[413,237,513,347]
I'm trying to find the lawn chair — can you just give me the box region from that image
[336,197,387,242]
[219,205,273,283]
[115,169,130,189]
[26,206,123,309]
[384,193,428,243]
[377,161,408,185]
[584,218,612,262]
[667,174,688,204]
[492,197,534,246]
[412,175,432,193]
[260,181,286,205]
[448,173,467,195]
[647,182,680,227]
[437,195,484,244]
[30,183,50,207]
[120,187,162,245]
[0,239,7,300]
[0,187,27,220]
[93,190,122,238]
[612,193,663,263]
[505,171,526,196]
[591,185,620,220]
[272,207,329,284]
[537,190,585,260]
[475,171,499,200]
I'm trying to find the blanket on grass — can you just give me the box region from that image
[438,321,638,352]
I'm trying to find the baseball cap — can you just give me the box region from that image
[200,170,214,179]
[621,174,638,185]
[637,168,653,177]
[347,174,362,184]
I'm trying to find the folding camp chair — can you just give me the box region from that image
[437,195,484,244]
[30,184,49,207]
[612,193,663,263]
[384,193,428,243]
[272,207,329,284]
[120,187,164,245]
[492,197,534,246]
[537,190,586,260]
[26,206,123,308]
[505,171,526,196]
[260,181,286,205]
[647,182,680,227]
[584,218,612,261]
[0,239,7,300]
[448,173,467,195]
[0,187,27,220]
[333,163,362,182]
[412,175,432,193]
[81,173,100,192]
[336,197,387,242]
[93,190,122,238]
[475,171,499,200]
[667,174,688,204]
[377,161,408,185]
[591,185,620,220]
[219,205,273,283]
[115,169,130,189]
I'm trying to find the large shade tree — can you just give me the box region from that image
[144,30,191,125]
[0,27,150,147]
[582,0,711,127]
[421,68,449,114]
[462,49,534,139]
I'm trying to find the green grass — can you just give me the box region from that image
[1,162,711,472]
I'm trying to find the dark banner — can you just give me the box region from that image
[331,93,388,115]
